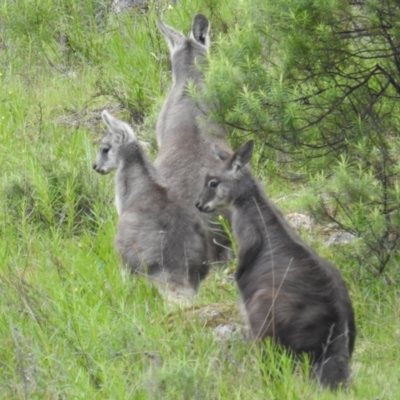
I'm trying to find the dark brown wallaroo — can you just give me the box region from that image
[93,110,210,303]
[196,140,356,389]
[154,14,232,262]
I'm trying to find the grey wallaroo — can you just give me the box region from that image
[196,140,356,389]
[93,110,210,302]
[154,14,232,263]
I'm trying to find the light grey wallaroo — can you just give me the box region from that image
[93,110,210,302]
[154,14,232,262]
[196,141,356,390]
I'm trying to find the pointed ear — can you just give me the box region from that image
[230,140,254,172]
[190,14,210,49]
[101,110,136,143]
[213,144,230,161]
[157,19,185,52]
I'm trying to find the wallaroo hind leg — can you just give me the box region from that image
[312,323,352,390]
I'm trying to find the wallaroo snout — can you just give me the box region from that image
[154,14,233,263]
[93,110,210,303]
[196,140,356,390]
[92,162,106,174]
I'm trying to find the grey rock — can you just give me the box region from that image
[325,232,356,246]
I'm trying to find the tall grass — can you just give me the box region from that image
[1,0,399,398]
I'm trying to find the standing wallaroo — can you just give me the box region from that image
[154,14,232,262]
[93,110,210,303]
[196,140,356,389]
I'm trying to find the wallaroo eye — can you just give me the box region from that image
[102,147,110,155]
[209,180,220,189]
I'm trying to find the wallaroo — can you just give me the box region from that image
[196,140,356,389]
[93,110,210,302]
[154,14,232,262]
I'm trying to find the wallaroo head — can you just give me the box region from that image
[157,14,210,83]
[93,110,136,174]
[196,140,254,213]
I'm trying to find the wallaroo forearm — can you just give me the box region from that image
[93,111,210,303]
[196,140,356,389]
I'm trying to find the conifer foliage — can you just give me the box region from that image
[204,0,400,276]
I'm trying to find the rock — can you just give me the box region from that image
[111,0,148,13]
[324,231,356,246]
[286,212,313,230]
[213,324,243,342]
[167,302,244,341]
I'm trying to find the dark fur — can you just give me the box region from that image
[196,141,356,389]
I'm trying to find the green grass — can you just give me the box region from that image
[1,0,400,398]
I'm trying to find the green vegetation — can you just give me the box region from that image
[1,0,399,398]
[204,0,400,278]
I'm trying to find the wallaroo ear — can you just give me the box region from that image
[156,20,185,52]
[101,110,136,143]
[191,14,210,48]
[230,140,254,172]
[213,144,230,161]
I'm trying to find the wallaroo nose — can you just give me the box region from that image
[92,163,97,170]
[195,201,201,210]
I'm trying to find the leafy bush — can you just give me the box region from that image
[203,0,400,277]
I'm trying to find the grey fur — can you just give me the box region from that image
[93,110,210,301]
[196,140,356,389]
[154,14,232,262]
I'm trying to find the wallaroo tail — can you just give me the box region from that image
[93,110,210,303]
[154,14,232,263]
[196,141,356,389]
